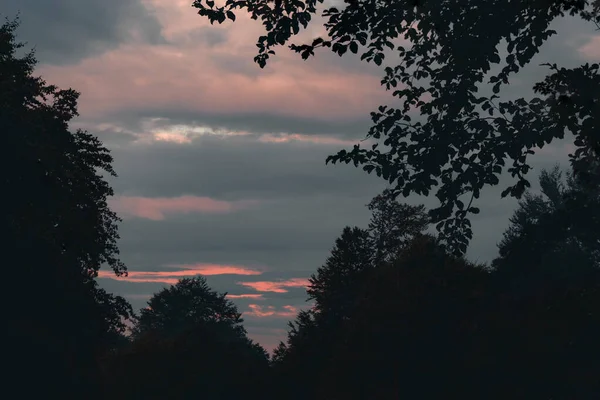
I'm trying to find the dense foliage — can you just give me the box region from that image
[193,0,600,255]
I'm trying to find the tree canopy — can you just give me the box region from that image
[192,0,600,255]
[2,17,133,398]
[104,277,270,400]
[133,276,246,339]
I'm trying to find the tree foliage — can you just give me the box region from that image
[492,164,600,295]
[367,188,429,264]
[133,276,246,339]
[104,277,270,400]
[2,17,133,398]
[272,190,430,398]
[192,0,600,255]
[317,234,489,399]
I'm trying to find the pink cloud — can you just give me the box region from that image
[226,294,265,299]
[108,195,260,220]
[35,1,388,127]
[578,35,600,60]
[258,133,362,146]
[236,278,310,293]
[245,304,299,318]
[97,263,264,284]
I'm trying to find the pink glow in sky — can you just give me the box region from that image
[98,263,264,284]
[236,278,310,293]
[109,195,260,220]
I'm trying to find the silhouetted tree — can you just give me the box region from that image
[486,165,600,398]
[493,164,600,277]
[274,190,429,399]
[133,276,246,339]
[367,188,429,265]
[2,17,132,398]
[92,281,137,352]
[103,277,270,400]
[193,0,600,255]
[308,189,429,318]
[307,226,372,317]
[316,234,489,399]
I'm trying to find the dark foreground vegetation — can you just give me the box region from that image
[3,0,600,397]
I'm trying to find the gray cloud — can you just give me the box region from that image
[102,109,373,139]
[108,134,383,200]
[3,0,165,65]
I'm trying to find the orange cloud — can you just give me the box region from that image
[226,294,265,299]
[97,263,264,284]
[109,195,260,220]
[237,278,310,293]
[245,304,299,318]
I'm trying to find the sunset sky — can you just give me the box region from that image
[5,0,599,351]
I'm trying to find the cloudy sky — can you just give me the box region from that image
[4,0,599,351]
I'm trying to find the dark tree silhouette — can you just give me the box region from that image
[307,226,372,317]
[484,166,600,398]
[308,189,429,318]
[315,234,490,399]
[133,276,246,339]
[192,0,600,255]
[2,17,132,398]
[367,188,429,264]
[493,164,600,275]
[273,190,429,399]
[103,277,270,400]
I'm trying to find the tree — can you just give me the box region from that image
[133,276,246,339]
[367,188,429,265]
[105,277,270,400]
[493,164,600,276]
[192,0,600,255]
[273,190,429,399]
[307,226,372,317]
[488,165,600,398]
[308,189,428,317]
[91,281,137,352]
[2,17,131,398]
[316,234,490,399]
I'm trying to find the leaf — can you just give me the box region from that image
[373,53,383,66]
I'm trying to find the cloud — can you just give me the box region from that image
[237,278,310,294]
[258,133,360,146]
[98,263,264,284]
[109,195,261,220]
[106,134,382,201]
[226,294,265,299]
[123,294,153,300]
[3,0,165,65]
[245,304,299,318]
[578,34,600,59]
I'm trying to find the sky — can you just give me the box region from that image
[4,0,599,352]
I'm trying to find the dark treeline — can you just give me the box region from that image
[4,0,600,397]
